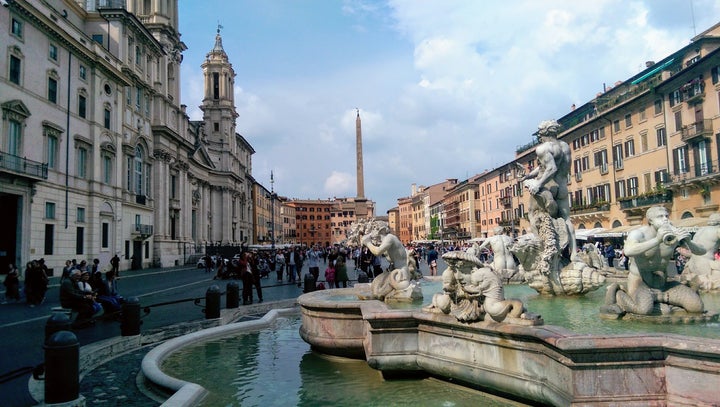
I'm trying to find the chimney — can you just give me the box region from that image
[645,61,655,68]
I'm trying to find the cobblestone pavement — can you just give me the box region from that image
[80,345,160,407]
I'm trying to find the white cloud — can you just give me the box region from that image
[180,0,720,213]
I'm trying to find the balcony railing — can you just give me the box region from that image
[681,119,713,143]
[570,202,610,215]
[618,191,672,210]
[0,151,48,180]
[133,224,154,239]
[500,196,512,207]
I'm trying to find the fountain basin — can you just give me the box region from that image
[298,287,720,406]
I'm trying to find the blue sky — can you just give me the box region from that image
[178,1,719,213]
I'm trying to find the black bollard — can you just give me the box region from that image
[205,285,221,319]
[45,313,72,341]
[303,273,317,293]
[44,330,79,404]
[121,297,141,336]
[226,281,239,308]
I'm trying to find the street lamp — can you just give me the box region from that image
[270,171,276,250]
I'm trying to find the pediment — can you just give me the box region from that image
[1,99,31,120]
[191,144,215,169]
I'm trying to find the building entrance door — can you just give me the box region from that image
[0,193,20,274]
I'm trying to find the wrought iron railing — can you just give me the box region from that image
[0,151,48,179]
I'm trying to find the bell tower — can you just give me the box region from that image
[200,25,239,170]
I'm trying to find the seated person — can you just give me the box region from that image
[96,270,124,314]
[60,270,103,325]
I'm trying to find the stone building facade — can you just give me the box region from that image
[0,0,254,274]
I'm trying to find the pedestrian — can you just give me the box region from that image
[286,247,298,283]
[61,260,73,283]
[249,252,263,303]
[275,250,285,282]
[3,264,20,303]
[307,245,321,281]
[426,245,439,276]
[335,251,349,288]
[236,252,253,304]
[604,243,615,268]
[25,260,48,306]
[110,253,120,276]
[324,263,336,288]
[295,249,304,287]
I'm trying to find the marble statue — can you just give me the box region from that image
[425,251,541,324]
[679,213,720,291]
[602,206,708,319]
[349,219,422,302]
[510,120,605,295]
[478,226,520,282]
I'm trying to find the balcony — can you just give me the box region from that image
[0,151,48,181]
[132,224,153,240]
[681,120,713,143]
[575,172,582,182]
[500,196,512,207]
[599,162,608,175]
[614,160,624,171]
[618,191,672,210]
[570,202,610,216]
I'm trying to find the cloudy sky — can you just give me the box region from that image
[178,1,719,213]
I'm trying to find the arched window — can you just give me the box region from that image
[134,145,143,193]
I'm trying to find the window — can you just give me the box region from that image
[126,86,132,105]
[612,144,624,168]
[45,202,56,219]
[7,120,22,156]
[213,122,219,132]
[77,207,85,223]
[46,135,58,169]
[593,149,608,168]
[674,111,682,132]
[78,94,87,118]
[628,177,639,196]
[624,114,632,128]
[639,107,646,122]
[9,55,21,85]
[128,37,134,63]
[170,174,177,198]
[77,146,87,178]
[656,128,666,147]
[654,99,663,115]
[643,173,652,193]
[76,226,84,255]
[92,34,103,45]
[102,154,112,184]
[654,170,668,186]
[640,133,648,152]
[102,222,109,248]
[624,139,635,157]
[104,107,111,129]
[79,65,86,80]
[11,17,23,39]
[615,180,626,199]
[49,44,58,61]
[135,45,142,66]
[673,146,689,175]
[43,123,61,169]
[213,72,220,99]
[136,86,142,109]
[45,224,54,255]
[134,146,144,193]
[613,120,620,133]
[670,90,682,106]
[48,77,58,103]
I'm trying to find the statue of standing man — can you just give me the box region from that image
[520,120,577,260]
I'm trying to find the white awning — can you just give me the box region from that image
[673,217,709,232]
[574,227,605,240]
[594,225,640,238]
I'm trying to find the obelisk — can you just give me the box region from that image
[355,109,368,218]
